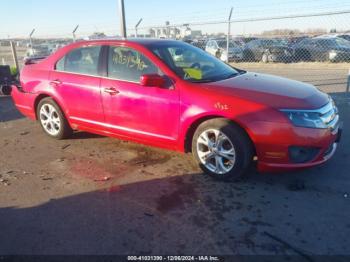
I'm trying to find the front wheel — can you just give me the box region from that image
[192,119,254,181]
[37,97,72,139]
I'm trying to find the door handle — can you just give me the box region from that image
[104,87,120,95]
[50,80,62,86]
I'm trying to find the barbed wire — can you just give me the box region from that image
[1,1,349,38]
[1,9,348,39]
[134,10,350,30]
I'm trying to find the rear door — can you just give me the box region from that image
[100,45,180,145]
[315,40,332,61]
[307,40,321,61]
[49,45,104,130]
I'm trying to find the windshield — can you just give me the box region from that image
[262,39,287,46]
[320,38,350,48]
[217,41,237,48]
[149,42,241,83]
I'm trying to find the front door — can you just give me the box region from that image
[100,45,180,145]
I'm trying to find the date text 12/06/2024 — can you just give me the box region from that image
[127,256,220,261]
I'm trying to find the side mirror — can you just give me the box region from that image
[140,74,166,87]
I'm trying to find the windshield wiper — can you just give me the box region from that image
[189,71,245,83]
[189,79,217,83]
[224,72,240,80]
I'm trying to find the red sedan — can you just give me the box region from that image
[11,39,342,180]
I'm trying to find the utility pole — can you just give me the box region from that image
[118,0,127,38]
[165,21,170,38]
[347,68,350,93]
[135,18,143,38]
[72,25,79,42]
[226,7,233,63]
[29,28,35,47]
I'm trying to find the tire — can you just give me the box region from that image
[37,97,72,139]
[191,119,254,181]
[0,85,12,96]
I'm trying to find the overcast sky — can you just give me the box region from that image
[1,0,349,38]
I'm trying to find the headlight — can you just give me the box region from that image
[329,51,337,60]
[281,110,326,129]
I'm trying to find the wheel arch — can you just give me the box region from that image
[33,93,69,122]
[183,115,256,155]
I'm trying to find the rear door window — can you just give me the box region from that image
[56,45,102,76]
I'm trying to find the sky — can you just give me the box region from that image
[0,0,349,38]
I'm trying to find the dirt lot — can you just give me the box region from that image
[0,65,350,257]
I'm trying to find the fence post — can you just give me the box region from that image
[10,41,19,75]
[118,0,127,39]
[226,7,233,63]
[135,18,143,38]
[347,69,350,93]
[72,25,79,42]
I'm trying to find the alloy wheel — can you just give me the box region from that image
[39,104,61,136]
[196,129,236,175]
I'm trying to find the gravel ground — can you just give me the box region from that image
[0,65,350,257]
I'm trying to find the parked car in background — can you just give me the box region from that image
[232,37,246,47]
[337,34,350,42]
[287,36,309,45]
[0,65,14,95]
[25,44,51,59]
[243,38,293,63]
[190,39,207,50]
[317,34,350,42]
[205,39,243,62]
[293,37,350,62]
[242,37,258,44]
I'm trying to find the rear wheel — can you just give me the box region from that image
[192,119,254,181]
[37,97,72,139]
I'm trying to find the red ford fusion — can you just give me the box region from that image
[11,39,342,180]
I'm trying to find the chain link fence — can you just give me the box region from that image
[1,10,350,93]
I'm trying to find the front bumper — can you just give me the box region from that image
[330,52,350,62]
[251,121,342,172]
[270,53,293,63]
[228,55,244,62]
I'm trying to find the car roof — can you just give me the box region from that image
[312,37,338,40]
[208,38,226,41]
[73,38,183,47]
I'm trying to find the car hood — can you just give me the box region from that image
[228,47,243,53]
[203,72,329,109]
